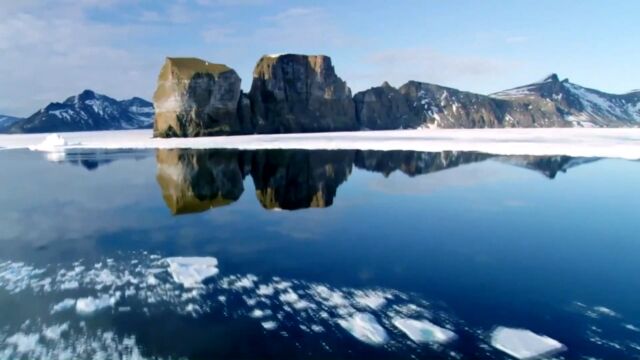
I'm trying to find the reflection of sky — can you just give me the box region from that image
[1,149,640,354]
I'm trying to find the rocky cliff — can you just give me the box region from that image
[153,57,245,137]
[249,54,357,133]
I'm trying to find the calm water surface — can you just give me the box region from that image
[0,148,639,359]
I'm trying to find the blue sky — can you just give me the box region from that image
[1,0,639,116]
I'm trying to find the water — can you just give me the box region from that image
[0,148,639,359]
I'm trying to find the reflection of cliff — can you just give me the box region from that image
[250,150,354,210]
[156,149,246,215]
[496,155,600,179]
[354,150,492,177]
[155,149,600,214]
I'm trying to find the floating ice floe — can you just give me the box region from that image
[338,312,389,346]
[165,256,219,288]
[5,332,41,353]
[76,294,117,315]
[261,320,278,330]
[392,318,457,344]
[490,327,565,359]
[51,298,76,314]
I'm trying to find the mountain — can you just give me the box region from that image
[0,115,22,132]
[356,75,640,129]
[491,74,640,127]
[7,90,154,134]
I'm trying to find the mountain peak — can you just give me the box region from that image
[78,89,98,99]
[541,73,560,83]
[381,81,393,88]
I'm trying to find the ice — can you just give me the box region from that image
[490,327,565,359]
[51,298,77,314]
[165,257,219,288]
[1,128,639,160]
[593,306,618,317]
[76,295,116,315]
[261,320,278,330]
[392,317,456,344]
[338,312,389,346]
[354,291,388,310]
[5,332,40,353]
[43,322,69,340]
[27,133,71,152]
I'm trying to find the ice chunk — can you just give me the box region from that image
[338,312,389,346]
[51,298,77,314]
[261,320,278,330]
[165,257,219,288]
[392,317,457,344]
[43,322,69,340]
[249,309,272,318]
[76,295,116,315]
[354,291,388,310]
[28,134,71,152]
[5,332,40,353]
[490,327,565,359]
[593,306,618,317]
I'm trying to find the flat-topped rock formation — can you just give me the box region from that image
[249,54,357,133]
[149,55,640,137]
[153,57,245,137]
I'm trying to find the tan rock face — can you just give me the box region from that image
[153,57,244,137]
[249,54,357,133]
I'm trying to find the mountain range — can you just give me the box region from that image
[2,90,153,134]
[2,64,639,135]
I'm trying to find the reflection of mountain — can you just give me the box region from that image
[156,149,246,215]
[153,149,602,214]
[496,156,600,179]
[250,150,354,210]
[355,151,493,177]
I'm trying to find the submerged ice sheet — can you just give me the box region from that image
[338,312,389,346]
[2,128,640,160]
[490,327,565,359]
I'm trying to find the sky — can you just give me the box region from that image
[1,0,639,117]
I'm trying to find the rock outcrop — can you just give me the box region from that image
[153,57,244,137]
[354,82,421,130]
[249,54,357,133]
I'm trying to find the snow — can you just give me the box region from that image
[353,291,388,310]
[338,312,389,345]
[3,128,640,160]
[392,318,457,344]
[165,257,219,288]
[490,327,565,359]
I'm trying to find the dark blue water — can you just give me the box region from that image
[0,148,639,359]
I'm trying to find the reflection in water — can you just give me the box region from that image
[154,149,601,214]
[156,149,247,214]
[250,150,354,210]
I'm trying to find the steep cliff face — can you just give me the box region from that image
[153,57,244,137]
[155,149,246,214]
[249,54,357,133]
[354,82,421,130]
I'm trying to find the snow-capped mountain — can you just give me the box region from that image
[6,90,154,134]
[491,74,640,127]
[355,74,640,129]
[0,115,22,132]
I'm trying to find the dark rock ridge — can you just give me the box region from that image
[249,54,356,133]
[154,149,595,214]
[0,115,22,132]
[6,90,153,134]
[153,57,245,137]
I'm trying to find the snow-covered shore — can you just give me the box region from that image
[1,128,640,160]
